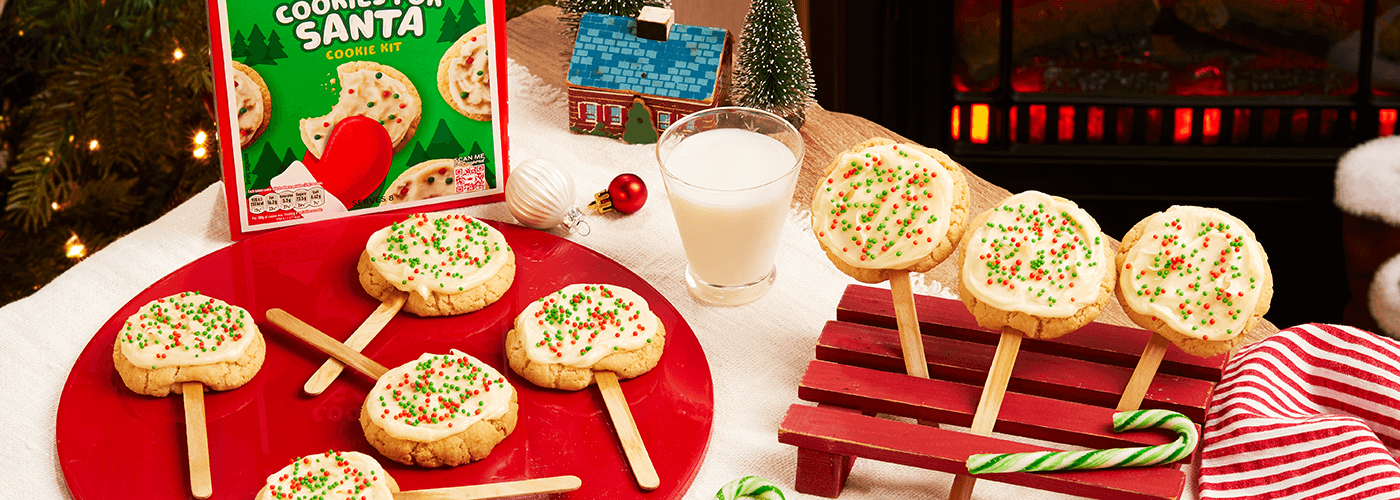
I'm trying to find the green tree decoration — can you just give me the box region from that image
[622,100,658,144]
[437,8,461,42]
[457,0,482,31]
[263,30,289,64]
[424,119,465,159]
[244,25,269,65]
[250,142,283,191]
[280,148,299,170]
[406,142,429,167]
[556,0,671,36]
[733,0,815,127]
[0,0,216,303]
[231,31,249,59]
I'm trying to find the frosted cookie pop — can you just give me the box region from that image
[1113,206,1272,411]
[307,213,516,395]
[949,191,1116,500]
[254,450,581,499]
[265,310,518,468]
[810,138,970,380]
[113,291,266,498]
[506,283,665,490]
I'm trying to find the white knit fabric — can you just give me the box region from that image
[0,60,1194,500]
[1371,253,1400,339]
[1336,135,1400,226]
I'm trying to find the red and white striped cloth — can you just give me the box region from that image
[1201,323,1400,499]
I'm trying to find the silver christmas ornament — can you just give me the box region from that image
[505,158,586,232]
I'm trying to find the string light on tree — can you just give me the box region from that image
[1,0,218,302]
[192,130,208,159]
[64,234,86,259]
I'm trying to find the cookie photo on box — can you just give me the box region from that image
[300,61,422,158]
[384,158,488,206]
[438,24,493,121]
[229,61,271,147]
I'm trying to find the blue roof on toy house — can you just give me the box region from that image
[567,12,727,102]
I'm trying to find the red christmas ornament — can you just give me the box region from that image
[589,173,648,214]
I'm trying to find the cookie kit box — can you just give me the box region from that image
[207,0,508,240]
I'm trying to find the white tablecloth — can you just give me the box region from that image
[0,61,1195,500]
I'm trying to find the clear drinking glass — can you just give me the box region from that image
[656,107,805,305]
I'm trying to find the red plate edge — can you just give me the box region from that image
[55,214,714,499]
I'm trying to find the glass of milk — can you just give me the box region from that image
[657,107,804,305]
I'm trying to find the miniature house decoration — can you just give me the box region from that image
[566,8,732,144]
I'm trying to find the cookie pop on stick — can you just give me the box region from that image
[1113,206,1271,411]
[267,309,521,468]
[505,284,667,491]
[255,450,581,500]
[810,138,970,380]
[949,191,1116,500]
[113,291,266,498]
[303,213,515,395]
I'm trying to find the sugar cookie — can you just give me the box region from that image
[1115,206,1272,357]
[437,24,492,121]
[112,291,265,397]
[957,191,1116,339]
[358,213,514,316]
[360,350,518,467]
[810,138,970,283]
[506,284,665,391]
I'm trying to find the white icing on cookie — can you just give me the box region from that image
[961,191,1109,317]
[256,450,392,500]
[447,28,491,116]
[300,65,420,157]
[118,291,255,369]
[365,350,513,442]
[364,213,511,299]
[387,159,459,204]
[517,284,657,368]
[1119,206,1269,342]
[813,143,957,270]
[231,67,264,146]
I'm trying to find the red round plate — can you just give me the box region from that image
[56,215,713,499]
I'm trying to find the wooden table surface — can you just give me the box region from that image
[504,6,1277,341]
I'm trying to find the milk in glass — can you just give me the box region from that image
[661,128,799,286]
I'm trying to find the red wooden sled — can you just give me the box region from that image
[778,285,1227,499]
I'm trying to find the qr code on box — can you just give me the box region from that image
[453,158,487,193]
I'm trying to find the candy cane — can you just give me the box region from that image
[716,476,785,500]
[966,409,1198,474]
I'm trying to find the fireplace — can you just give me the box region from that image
[807,0,1399,329]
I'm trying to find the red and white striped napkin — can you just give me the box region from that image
[1201,323,1400,499]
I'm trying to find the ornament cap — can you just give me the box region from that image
[588,190,616,213]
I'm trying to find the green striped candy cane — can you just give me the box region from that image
[966,409,1198,474]
[715,476,785,500]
